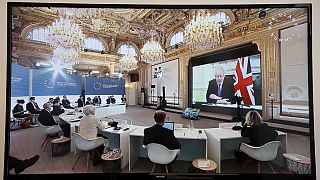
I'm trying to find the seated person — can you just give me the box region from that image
[8,155,39,174]
[143,110,181,172]
[26,97,41,114]
[38,103,59,126]
[110,96,116,104]
[79,105,109,159]
[51,99,65,116]
[85,97,92,105]
[77,96,84,107]
[235,110,278,162]
[206,65,234,104]
[97,96,102,105]
[13,99,28,118]
[92,96,98,105]
[106,96,111,104]
[62,95,74,109]
[47,98,54,104]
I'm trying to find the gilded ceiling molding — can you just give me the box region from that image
[20,23,47,40]
[215,9,236,25]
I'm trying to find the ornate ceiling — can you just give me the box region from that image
[11,7,306,76]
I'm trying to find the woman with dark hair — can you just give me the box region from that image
[12,99,28,118]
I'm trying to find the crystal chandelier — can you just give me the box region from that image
[119,55,138,72]
[51,46,80,67]
[140,29,165,65]
[184,10,223,51]
[47,16,85,49]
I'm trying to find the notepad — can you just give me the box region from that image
[198,160,210,168]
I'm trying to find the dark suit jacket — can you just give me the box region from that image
[206,77,235,103]
[106,98,111,104]
[26,102,41,114]
[62,99,73,109]
[241,123,278,147]
[143,124,181,150]
[51,105,65,116]
[77,98,84,107]
[38,109,58,126]
[13,104,28,118]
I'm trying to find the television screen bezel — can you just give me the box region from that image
[6,2,315,180]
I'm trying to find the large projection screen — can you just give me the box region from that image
[151,59,179,100]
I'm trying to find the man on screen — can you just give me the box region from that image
[206,65,234,104]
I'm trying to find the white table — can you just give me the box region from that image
[100,125,137,168]
[58,107,126,153]
[129,126,207,171]
[205,127,287,173]
[95,104,126,118]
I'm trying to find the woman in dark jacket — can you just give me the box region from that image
[13,99,29,118]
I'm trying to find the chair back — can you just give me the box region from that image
[52,116,60,123]
[73,133,104,151]
[146,143,180,165]
[240,141,280,161]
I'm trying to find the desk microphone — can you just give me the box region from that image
[232,122,242,131]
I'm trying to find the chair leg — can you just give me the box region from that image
[165,165,168,173]
[241,158,251,171]
[151,164,156,173]
[257,162,260,173]
[41,136,48,148]
[86,153,90,172]
[268,162,276,173]
[43,138,50,152]
[72,152,84,170]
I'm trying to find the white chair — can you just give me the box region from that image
[145,143,180,173]
[72,133,104,171]
[239,141,280,173]
[52,116,60,123]
[39,123,63,152]
[10,117,25,130]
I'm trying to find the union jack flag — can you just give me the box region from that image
[234,56,255,105]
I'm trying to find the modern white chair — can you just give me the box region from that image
[52,116,60,123]
[72,133,104,171]
[145,143,180,173]
[39,123,63,152]
[239,141,280,173]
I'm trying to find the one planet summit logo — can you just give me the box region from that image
[44,79,55,88]
[93,82,102,90]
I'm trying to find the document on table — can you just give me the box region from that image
[198,159,209,168]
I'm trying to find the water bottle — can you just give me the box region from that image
[190,120,194,130]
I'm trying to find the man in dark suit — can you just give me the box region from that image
[143,110,181,172]
[26,97,41,114]
[97,96,102,105]
[62,95,74,109]
[77,95,84,107]
[206,65,235,104]
[51,99,65,116]
[38,103,58,126]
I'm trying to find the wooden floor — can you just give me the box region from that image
[8,105,310,174]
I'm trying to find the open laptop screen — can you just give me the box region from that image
[163,122,174,131]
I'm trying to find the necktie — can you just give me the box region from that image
[218,85,221,97]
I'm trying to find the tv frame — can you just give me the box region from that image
[5,2,315,180]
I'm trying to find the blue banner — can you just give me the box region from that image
[32,69,82,96]
[11,64,29,97]
[85,77,125,95]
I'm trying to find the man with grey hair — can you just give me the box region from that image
[38,103,58,126]
[206,64,234,104]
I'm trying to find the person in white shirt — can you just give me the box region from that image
[79,105,109,154]
[79,105,104,139]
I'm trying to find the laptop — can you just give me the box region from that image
[163,122,174,131]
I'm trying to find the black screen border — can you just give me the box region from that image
[6,2,315,180]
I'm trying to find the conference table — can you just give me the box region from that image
[129,126,208,171]
[58,104,127,152]
[205,125,287,173]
